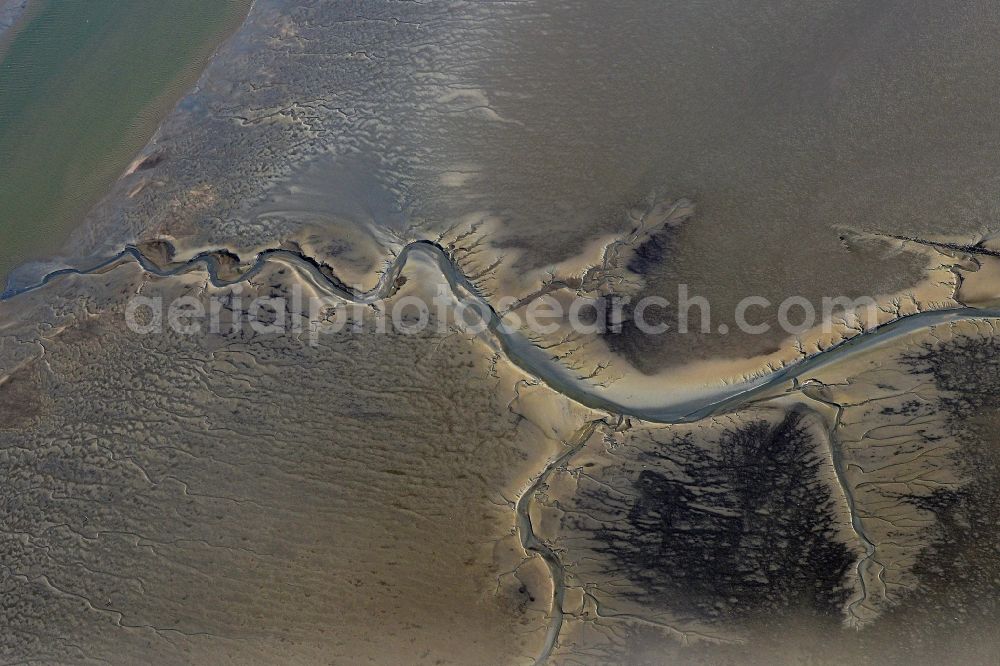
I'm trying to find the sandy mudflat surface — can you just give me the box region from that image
[5,1,1000,663]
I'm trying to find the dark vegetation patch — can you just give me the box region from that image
[625,224,677,277]
[869,335,1000,654]
[585,410,855,622]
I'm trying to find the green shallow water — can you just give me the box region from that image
[0,0,251,277]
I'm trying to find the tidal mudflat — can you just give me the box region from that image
[4,1,1000,664]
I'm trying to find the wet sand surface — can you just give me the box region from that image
[0,265,578,664]
[5,0,1000,663]
[65,1,1000,364]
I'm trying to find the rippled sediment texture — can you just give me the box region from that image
[5,0,1000,663]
